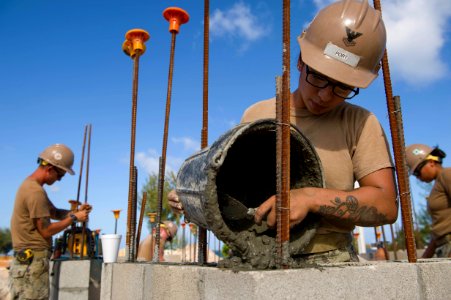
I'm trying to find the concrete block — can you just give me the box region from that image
[416,259,451,300]
[99,259,451,300]
[110,263,146,300]
[50,259,102,300]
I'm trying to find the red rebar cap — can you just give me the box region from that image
[163,7,189,33]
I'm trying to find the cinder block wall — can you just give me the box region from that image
[101,259,451,300]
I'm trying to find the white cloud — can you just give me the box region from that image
[210,2,271,51]
[135,149,160,175]
[171,137,200,152]
[135,148,186,176]
[383,0,451,85]
[311,0,451,85]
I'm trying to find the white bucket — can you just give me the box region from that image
[100,234,122,263]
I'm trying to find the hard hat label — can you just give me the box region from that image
[324,42,360,68]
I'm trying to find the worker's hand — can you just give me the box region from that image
[254,188,314,228]
[79,203,92,213]
[168,190,184,215]
[74,209,90,222]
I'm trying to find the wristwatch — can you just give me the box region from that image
[69,214,78,224]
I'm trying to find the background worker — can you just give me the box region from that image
[9,144,92,299]
[137,220,178,262]
[170,0,398,263]
[406,144,451,258]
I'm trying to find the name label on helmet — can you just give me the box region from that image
[324,42,360,68]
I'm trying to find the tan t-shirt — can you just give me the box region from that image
[427,168,451,238]
[241,98,394,234]
[11,178,53,250]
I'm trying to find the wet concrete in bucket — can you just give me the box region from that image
[177,119,324,270]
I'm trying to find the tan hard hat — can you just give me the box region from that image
[298,0,386,88]
[39,144,75,175]
[405,144,434,174]
[162,221,178,239]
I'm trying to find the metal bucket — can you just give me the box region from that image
[176,119,324,269]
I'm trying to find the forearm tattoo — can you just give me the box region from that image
[318,195,388,226]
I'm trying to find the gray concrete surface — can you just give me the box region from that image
[2,258,450,299]
[50,259,102,300]
[101,259,451,300]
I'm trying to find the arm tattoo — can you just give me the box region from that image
[318,195,389,226]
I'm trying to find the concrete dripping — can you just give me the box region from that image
[176,119,325,270]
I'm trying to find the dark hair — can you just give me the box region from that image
[431,146,446,164]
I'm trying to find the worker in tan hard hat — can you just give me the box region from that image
[10,144,92,299]
[137,220,178,262]
[169,0,397,263]
[405,144,451,258]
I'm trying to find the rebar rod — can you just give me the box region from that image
[389,223,398,260]
[381,225,389,260]
[197,0,210,266]
[125,50,143,261]
[275,0,291,269]
[130,166,138,261]
[80,124,92,259]
[155,157,164,262]
[71,125,88,259]
[372,0,416,263]
[135,192,147,258]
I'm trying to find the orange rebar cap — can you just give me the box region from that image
[112,209,122,219]
[123,29,150,57]
[148,212,157,223]
[163,7,189,34]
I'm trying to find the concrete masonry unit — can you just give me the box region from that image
[47,258,450,300]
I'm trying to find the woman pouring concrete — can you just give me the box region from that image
[169,0,397,265]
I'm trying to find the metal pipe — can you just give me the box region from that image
[372,0,417,263]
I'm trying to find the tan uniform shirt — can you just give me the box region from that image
[11,178,53,250]
[428,167,451,238]
[241,98,393,236]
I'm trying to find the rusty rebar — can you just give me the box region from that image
[130,166,138,261]
[275,0,291,269]
[80,124,92,259]
[155,157,164,262]
[70,125,88,259]
[135,192,147,258]
[126,51,142,262]
[198,0,210,266]
[381,225,389,260]
[372,0,416,263]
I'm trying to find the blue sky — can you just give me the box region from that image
[1,0,450,250]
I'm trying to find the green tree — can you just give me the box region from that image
[0,228,12,255]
